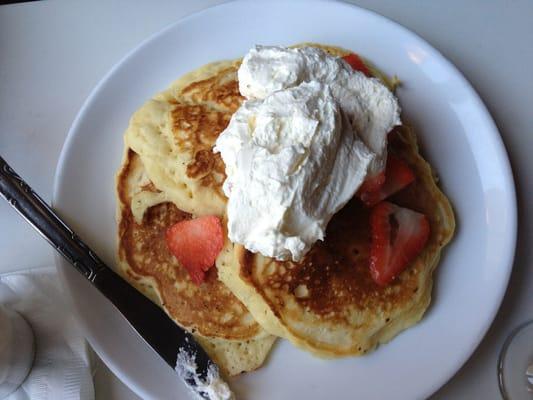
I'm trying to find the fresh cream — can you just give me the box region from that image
[215,45,401,261]
[239,46,401,175]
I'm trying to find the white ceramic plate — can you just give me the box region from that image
[52,1,516,399]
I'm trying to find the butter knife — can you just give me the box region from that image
[0,155,232,400]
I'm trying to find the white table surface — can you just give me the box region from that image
[1,0,531,399]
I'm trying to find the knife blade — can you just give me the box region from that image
[0,155,233,400]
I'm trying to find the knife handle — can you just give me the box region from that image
[0,155,106,281]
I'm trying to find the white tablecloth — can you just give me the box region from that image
[1,1,532,399]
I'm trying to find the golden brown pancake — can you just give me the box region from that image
[217,126,455,357]
[116,58,280,375]
[117,150,259,339]
[116,149,276,375]
[124,61,242,217]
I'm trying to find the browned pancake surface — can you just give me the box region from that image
[117,150,260,340]
[233,126,455,355]
[179,66,243,112]
[246,129,442,314]
[169,103,229,199]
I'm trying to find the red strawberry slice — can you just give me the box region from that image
[165,216,224,285]
[359,155,415,207]
[369,202,430,286]
[359,170,386,194]
[342,53,372,77]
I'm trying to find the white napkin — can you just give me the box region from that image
[0,267,94,400]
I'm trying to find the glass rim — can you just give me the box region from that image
[497,319,533,399]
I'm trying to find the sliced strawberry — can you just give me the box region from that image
[359,155,415,207]
[369,202,430,286]
[359,170,386,194]
[342,53,372,77]
[165,216,224,285]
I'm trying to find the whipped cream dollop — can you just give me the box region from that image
[215,45,401,261]
[239,46,401,175]
[175,348,234,400]
[215,81,372,261]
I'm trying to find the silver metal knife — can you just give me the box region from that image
[0,155,232,400]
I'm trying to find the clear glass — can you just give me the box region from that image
[498,320,533,400]
[0,306,35,399]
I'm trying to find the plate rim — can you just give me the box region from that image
[52,1,517,398]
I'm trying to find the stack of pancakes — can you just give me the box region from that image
[116,45,455,375]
